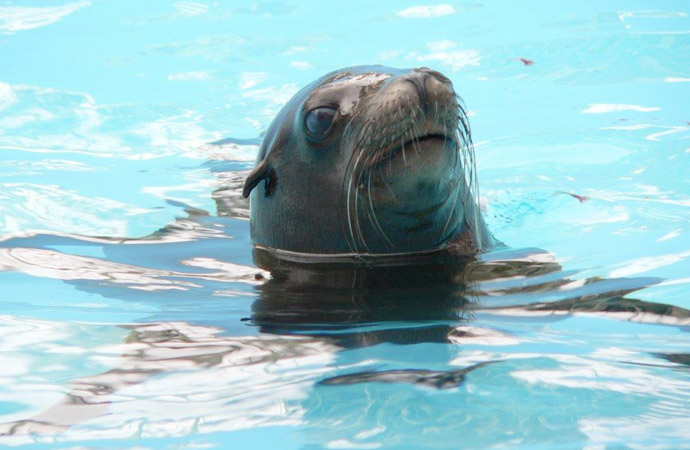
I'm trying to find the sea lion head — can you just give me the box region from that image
[243,65,487,257]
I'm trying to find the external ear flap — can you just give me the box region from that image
[242,158,271,198]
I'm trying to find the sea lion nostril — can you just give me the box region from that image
[405,74,430,111]
[416,67,452,85]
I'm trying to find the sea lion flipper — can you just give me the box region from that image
[242,158,270,198]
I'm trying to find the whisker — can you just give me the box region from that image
[454,99,483,250]
[338,78,485,254]
[353,151,369,252]
[341,107,373,254]
[366,168,395,250]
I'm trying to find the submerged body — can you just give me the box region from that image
[243,66,494,261]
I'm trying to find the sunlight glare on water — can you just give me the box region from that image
[0,1,689,449]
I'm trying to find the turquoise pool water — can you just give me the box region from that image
[1,1,690,448]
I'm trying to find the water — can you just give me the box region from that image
[1,1,689,448]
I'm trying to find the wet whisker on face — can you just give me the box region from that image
[344,164,357,253]
[401,95,414,164]
[453,100,483,250]
[433,99,440,131]
[378,161,397,200]
[440,124,462,242]
[411,102,427,158]
[404,94,421,158]
[366,168,395,251]
[345,107,383,253]
[350,115,385,253]
[341,110,371,254]
[352,148,370,253]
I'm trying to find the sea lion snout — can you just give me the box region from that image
[371,69,456,117]
[415,67,453,85]
[361,70,460,169]
[400,69,455,114]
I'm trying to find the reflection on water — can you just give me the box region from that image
[0,320,338,438]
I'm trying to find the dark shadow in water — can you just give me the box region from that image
[651,353,690,370]
[250,245,478,347]
[320,361,499,389]
[659,353,690,366]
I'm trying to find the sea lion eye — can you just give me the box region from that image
[305,107,336,139]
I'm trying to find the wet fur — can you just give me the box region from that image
[243,66,492,257]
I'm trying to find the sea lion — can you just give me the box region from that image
[242,65,495,259]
